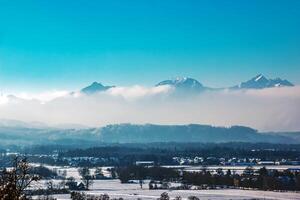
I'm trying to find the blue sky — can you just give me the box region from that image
[0,0,300,92]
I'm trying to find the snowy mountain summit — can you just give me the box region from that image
[80,74,294,95]
[233,74,294,89]
[156,77,205,92]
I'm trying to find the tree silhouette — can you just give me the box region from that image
[0,156,40,200]
[78,167,93,190]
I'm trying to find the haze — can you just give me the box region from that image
[0,85,299,132]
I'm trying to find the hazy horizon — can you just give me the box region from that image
[0,83,299,132]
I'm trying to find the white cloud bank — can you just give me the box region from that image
[0,85,299,132]
[15,90,70,103]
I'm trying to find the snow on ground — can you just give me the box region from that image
[30,164,300,200]
[30,163,112,179]
[35,180,300,200]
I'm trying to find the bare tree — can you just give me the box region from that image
[0,156,40,200]
[78,167,93,190]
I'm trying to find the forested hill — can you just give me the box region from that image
[99,124,294,144]
[0,123,298,147]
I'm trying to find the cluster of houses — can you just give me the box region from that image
[172,156,300,166]
[60,156,119,166]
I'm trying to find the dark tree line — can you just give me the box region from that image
[60,145,300,163]
[116,165,300,191]
[3,143,299,168]
[183,167,300,191]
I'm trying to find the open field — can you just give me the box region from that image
[29,164,300,199]
[35,179,300,200]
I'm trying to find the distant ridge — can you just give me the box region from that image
[99,124,297,144]
[0,122,299,146]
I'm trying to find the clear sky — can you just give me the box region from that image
[0,0,300,92]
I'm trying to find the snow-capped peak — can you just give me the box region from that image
[232,74,294,89]
[156,77,205,92]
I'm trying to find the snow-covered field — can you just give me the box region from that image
[30,164,300,200]
[40,179,300,200]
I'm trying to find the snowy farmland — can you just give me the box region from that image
[34,179,300,200]
[30,164,300,200]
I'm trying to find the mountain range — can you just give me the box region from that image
[80,74,294,94]
[231,74,294,89]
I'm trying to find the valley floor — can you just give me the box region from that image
[29,164,300,200]
[34,179,300,200]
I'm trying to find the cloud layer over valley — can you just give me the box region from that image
[0,84,299,132]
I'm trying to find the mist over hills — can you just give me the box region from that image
[0,121,299,147]
[0,74,298,132]
[99,124,295,144]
